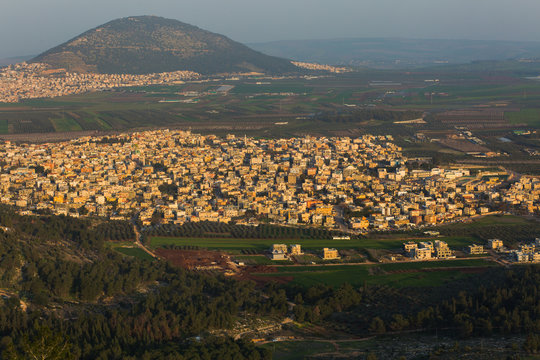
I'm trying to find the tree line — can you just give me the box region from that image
[143,221,358,242]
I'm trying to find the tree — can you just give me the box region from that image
[151,210,164,226]
[523,333,540,354]
[366,352,378,360]
[158,183,178,197]
[369,317,386,334]
[7,327,76,360]
[78,206,88,216]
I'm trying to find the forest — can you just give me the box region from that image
[0,205,538,358]
[0,205,274,359]
[286,266,540,339]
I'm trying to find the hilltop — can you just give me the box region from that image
[31,16,297,75]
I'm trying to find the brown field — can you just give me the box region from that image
[235,265,293,285]
[154,248,294,284]
[437,109,513,129]
[154,248,230,270]
[437,138,491,153]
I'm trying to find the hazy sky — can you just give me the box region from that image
[1,0,540,58]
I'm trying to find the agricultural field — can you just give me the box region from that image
[505,108,540,127]
[231,82,312,95]
[436,214,540,245]
[1,67,539,138]
[263,333,531,360]
[263,340,337,360]
[232,255,292,265]
[114,246,155,261]
[3,66,540,176]
[0,119,8,134]
[254,259,497,288]
[105,240,155,261]
[148,234,479,252]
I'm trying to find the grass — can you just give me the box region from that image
[50,116,83,132]
[261,340,335,360]
[232,83,311,95]
[4,71,540,136]
[114,247,155,261]
[436,214,536,232]
[467,214,531,226]
[0,119,8,134]
[233,255,294,265]
[506,109,540,127]
[254,259,497,288]
[148,235,479,252]
[378,258,494,271]
[106,241,155,261]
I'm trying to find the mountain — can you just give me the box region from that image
[31,16,297,75]
[249,38,540,69]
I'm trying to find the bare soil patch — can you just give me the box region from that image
[155,248,230,270]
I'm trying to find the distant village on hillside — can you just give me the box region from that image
[0,62,199,103]
[0,61,345,103]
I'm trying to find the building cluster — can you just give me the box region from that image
[503,177,540,213]
[512,238,540,263]
[269,244,339,260]
[466,244,486,255]
[0,130,539,231]
[291,61,350,73]
[403,240,454,260]
[0,62,199,102]
[270,244,303,260]
[488,239,504,251]
[322,248,340,260]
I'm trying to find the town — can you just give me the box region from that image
[265,237,540,264]
[0,61,344,103]
[0,129,539,234]
[0,62,199,103]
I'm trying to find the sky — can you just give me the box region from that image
[1,0,540,58]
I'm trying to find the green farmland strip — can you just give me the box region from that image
[0,119,8,134]
[114,247,155,261]
[505,108,540,126]
[149,235,479,251]
[256,259,497,288]
[51,116,83,132]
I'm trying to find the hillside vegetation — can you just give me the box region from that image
[32,16,297,75]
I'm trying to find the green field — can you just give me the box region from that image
[51,116,84,132]
[148,235,479,252]
[455,214,531,227]
[231,82,311,94]
[3,67,540,138]
[506,108,540,126]
[0,119,8,134]
[106,241,155,261]
[255,259,496,288]
[262,340,336,360]
[232,255,294,265]
[114,246,155,261]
